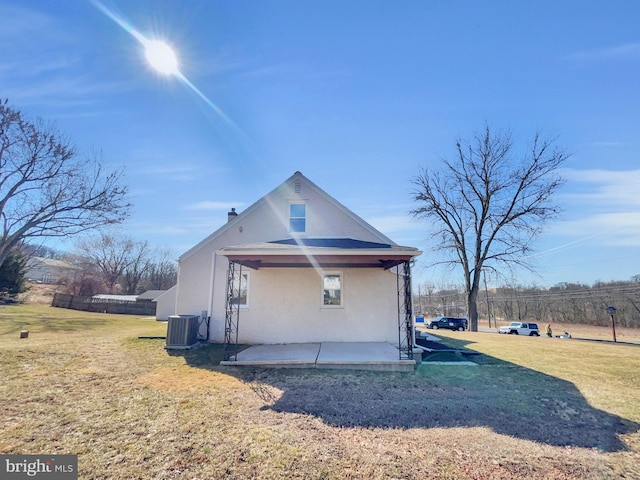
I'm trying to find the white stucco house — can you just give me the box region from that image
[170,172,421,360]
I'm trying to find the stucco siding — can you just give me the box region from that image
[180,173,394,264]
[175,246,214,316]
[208,267,399,344]
[176,178,392,317]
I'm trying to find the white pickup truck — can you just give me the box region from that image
[498,322,540,336]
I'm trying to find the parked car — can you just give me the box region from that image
[425,316,468,331]
[498,322,540,336]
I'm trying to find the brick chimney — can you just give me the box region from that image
[227,208,238,222]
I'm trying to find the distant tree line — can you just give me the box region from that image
[68,231,177,296]
[414,278,640,329]
[7,232,177,300]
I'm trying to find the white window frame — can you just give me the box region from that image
[321,271,343,308]
[232,270,250,308]
[288,202,307,234]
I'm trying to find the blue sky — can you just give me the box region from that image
[1,0,639,288]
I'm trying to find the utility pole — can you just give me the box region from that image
[606,306,617,343]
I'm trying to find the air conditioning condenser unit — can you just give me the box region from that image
[165,315,200,350]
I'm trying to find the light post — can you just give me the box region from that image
[606,306,617,343]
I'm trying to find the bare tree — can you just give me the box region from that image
[76,232,137,294]
[411,126,569,331]
[64,253,105,297]
[143,248,177,290]
[122,240,151,294]
[0,100,130,269]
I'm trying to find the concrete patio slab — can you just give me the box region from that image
[220,342,416,372]
[220,343,320,367]
[317,342,398,361]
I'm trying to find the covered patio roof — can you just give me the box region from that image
[216,238,421,270]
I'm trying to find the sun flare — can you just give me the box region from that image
[91,0,246,138]
[144,39,180,76]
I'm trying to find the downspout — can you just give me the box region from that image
[205,251,218,342]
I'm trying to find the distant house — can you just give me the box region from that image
[25,257,78,284]
[167,172,421,358]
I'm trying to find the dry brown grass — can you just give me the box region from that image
[1,304,639,479]
[17,282,66,305]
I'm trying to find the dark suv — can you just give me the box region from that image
[426,316,468,331]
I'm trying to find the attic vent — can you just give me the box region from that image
[294,182,301,193]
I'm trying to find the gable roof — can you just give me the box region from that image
[26,257,78,270]
[152,284,177,302]
[180,171,399,262]
[136,290,167,301]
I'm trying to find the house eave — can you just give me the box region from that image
[216,244,421,270]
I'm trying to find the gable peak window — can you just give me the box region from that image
[289,202,306,233]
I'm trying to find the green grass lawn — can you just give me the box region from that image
[1,305,639,479]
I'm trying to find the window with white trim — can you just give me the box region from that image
[322,273,342,307]
[289,203,306,233]
[231,270,249,307]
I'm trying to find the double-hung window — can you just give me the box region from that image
[322,273,342,307]
[231,271,249,307]
[289,203,306,233]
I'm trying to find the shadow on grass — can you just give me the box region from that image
[169,342,639,453]
[572,337,640,346]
